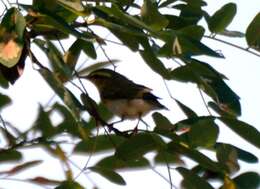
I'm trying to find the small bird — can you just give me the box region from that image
[82,68,166,123]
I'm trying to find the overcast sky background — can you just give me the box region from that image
[0,0,259,188]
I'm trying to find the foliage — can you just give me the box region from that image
[0,0,259,188]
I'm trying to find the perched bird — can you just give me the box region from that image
[82,68,167,121]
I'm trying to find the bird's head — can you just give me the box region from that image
[83,69,115,91]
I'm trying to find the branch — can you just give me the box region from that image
[204,35,260,58]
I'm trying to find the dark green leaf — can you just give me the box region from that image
[89,166,126,185]
[177,167,214,189]
[246,13,260,51]
[216,143,239,173]
[55,181,84,189]
[79,39,97,59]
[233,172,260,189]
[0,93,11,109]
[115,133,165,160]
[141,0,169,31]
[152,112,174,131]
[216,143,258,163]
[96,155,150,170]
[178,25,205,40]
[34,106,56,138]
[187,117,219,148]
[159,35,223,58]
[208,3,237,33]
[39,68,82,128]
[74,134,126,153]
[167,141,223,173]
[139,39,170,79]
[154,150,184,165]
[0,149,22,162]
[175,99,197,118]
[220,117,260,149]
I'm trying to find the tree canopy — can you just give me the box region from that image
[0,0,259,188]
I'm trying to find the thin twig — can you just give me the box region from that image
[204,35,260,57]
[0,113,7,130]
[198,88,212,115]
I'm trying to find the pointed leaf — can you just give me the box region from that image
[89,166,126,185]
[0,149,22,162]
[0,160,42,176]
[246,13,260,51]
[29,176,61,185]
[220,117,260,149]
[0,93,11,109]
[167,141,223,173]
[175,99,197,118]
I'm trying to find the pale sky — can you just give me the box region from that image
[0,0,259,188]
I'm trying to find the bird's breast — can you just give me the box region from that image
[103,99,156,119]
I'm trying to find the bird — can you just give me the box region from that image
[81,68,167,122]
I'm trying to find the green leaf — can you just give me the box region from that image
[39,68,81,123]
[178,25,205,40]
[0,8,26,68]
[154,150,184,165]
[220,117,260,149]
[233,172,260,189]
[74,135,126,153]
[170,61,241,117]
[159,35,223,58]
[115,133,165,161]
[139,39,170,79]
[187,117,219,148]
[208,3,237,33]
[175,99,197,118]
[152,112,174,131]
[246,13,260,51]
[34,106,56,138]
[216,143,258,164]
[57,0,85,12]
[216,143,239,173]
[89,166,126,185]
[0,149,22,162]
[0,93,11,109]
[141,0,169,31]
[177,167,214,189]
[167,141,223,173]
[55,181,84,189]
[96,155,150,170]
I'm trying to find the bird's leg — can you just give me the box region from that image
[108,117,125,132]
[132,114,141,135]
[140,118,150,130]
